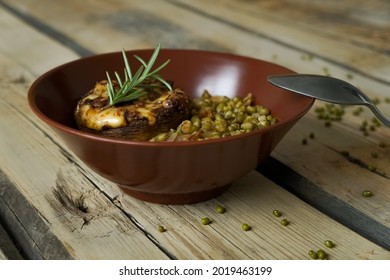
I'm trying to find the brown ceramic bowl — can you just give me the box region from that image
[28,49,314,204]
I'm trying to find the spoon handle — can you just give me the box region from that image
[366,103,390,128]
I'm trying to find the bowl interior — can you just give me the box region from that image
[29,49,313,134]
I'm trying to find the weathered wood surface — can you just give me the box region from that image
[0,222,21,260]
[0,0,389,259]
[0,171,24,260]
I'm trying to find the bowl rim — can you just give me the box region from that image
[28,48,315,147]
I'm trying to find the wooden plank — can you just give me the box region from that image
[0,0,389,260]
[0,1,93,57]
[258,157,390,250]
[1,52,388,260]
[0,213,24,260]
[0,50,390,259]
[4,0,390,96]
[5,0,389,112]
[0,9,170,259]
[271,108,390,224]
[0,2,79,76]
[5,0,389,234]
[0,76,170,260]
[113,171,390,259]
[0,169,70,260]
[171,0,390,85]
[217,0,390,54]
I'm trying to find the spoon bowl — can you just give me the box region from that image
[267,74,390,127]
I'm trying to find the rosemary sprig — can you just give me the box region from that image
[105,43,172,106]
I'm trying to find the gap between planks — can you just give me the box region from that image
[257,157,390,251]
[0,168,71,259]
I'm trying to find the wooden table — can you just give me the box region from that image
[0,0,389,260]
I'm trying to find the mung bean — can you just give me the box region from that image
[324,240,334,248]
[280,219,289,226]
[242,223,251,231]
[201,217,211,225]
[216,205,226,214]
[272,210,282,217]
[317,249,327,260]
[309,250,318,259]
[150,90,277,142]
[362,190,373,197]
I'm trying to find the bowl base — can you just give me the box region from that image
[118,184,229,205]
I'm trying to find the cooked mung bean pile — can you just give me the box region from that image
[150,90,277,142]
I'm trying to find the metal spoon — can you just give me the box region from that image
[267,74,390,127]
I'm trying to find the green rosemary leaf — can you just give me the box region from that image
[154,75,172,90]
[115,72,123,87]
[105,71,115,104]
[105,43,171,107]
[125,66,144,91]
[134,54,147,69]
[141,43,160,74]
[114,89,147,103]
[122,50,132,80]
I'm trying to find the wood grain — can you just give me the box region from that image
[0,169,71,260]
[0,0,389,259]
[0,205,24,260]
[1,63,388,258]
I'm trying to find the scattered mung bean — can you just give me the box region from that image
[242,223,251,231]
[367,164,377,172]
[317,249,327,260]
[324,240,334,248]
[280,219,289,226]
[272,210,282,217]
[309,250,318,259]
[201,217,211,225]
[216,205,226,214]
[362,190,373,197]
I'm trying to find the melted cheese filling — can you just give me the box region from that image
[76,84,172,131]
